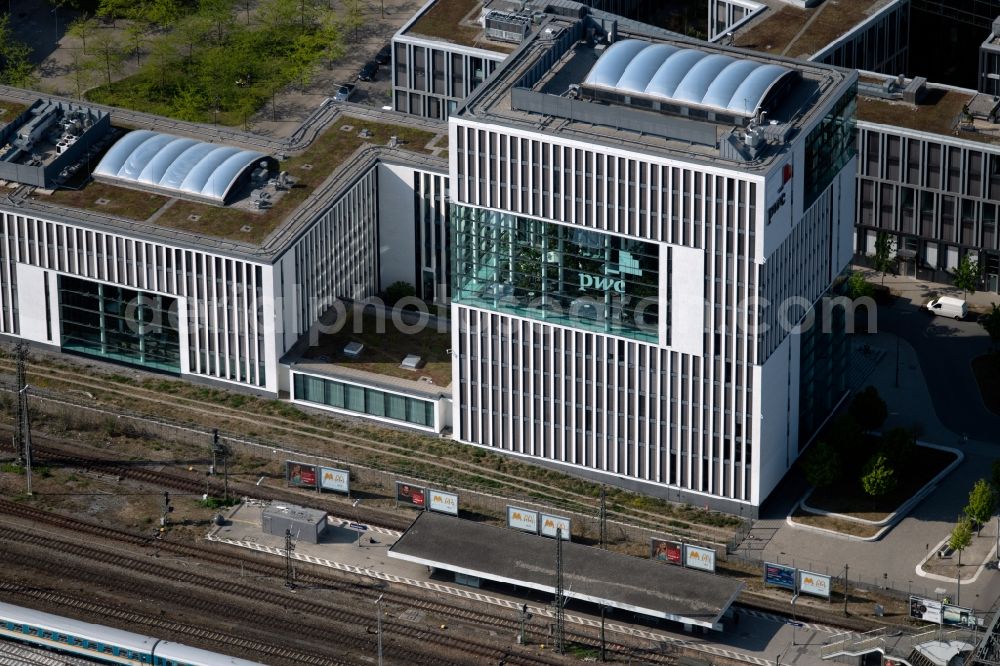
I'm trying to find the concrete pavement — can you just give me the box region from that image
[739,280,1000,629]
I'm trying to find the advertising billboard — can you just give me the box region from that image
[651,539,683,565]
[286,461,317,488]
[396,482,426,508]
[910,596,943,624]
[540,514,571,540]
[319,467,349,494]
[684,545,717,572]
[798,570,831,598]
[428,489,458,515]
[507,506,539,534]
[764,562,797,590]
[942,603,977,627]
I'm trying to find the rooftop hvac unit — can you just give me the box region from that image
[484,11,532,43]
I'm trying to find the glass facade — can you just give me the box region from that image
[804,84,857,208]
[293,373,437,428]
[797,284,850,450]
[59,275,180,373]
[452,205,663,343]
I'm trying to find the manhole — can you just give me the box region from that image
[240,225,253,233]
[187,214,201,222]
[95,198,110,205]
[340,125,354,132]
[300,163,313,170]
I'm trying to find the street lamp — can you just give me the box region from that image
[791,594,799,646]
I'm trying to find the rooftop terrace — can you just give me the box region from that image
[733,0,892,59]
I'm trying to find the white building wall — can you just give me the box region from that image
[15,264,52,345]
[0,209,275,391]
[378,163,418,290]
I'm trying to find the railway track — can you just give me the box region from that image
[0,352,739,543]
[0,495,879,666]
[0,514,573,666]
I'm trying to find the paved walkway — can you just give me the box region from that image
[857,266,1000,312]
[739,316,1000,621]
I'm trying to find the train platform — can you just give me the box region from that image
[389,511,742,629]
[208,501,839,666]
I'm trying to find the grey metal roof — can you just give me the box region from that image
[94,129,269,203]
[584,39,794,116]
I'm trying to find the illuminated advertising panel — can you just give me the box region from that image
[764,562,797,590]
[428,490,458,515]
[909,596,943,624]
[319,467,349,494]
[286,461,317,488]
[540,514,571,540]
[395,482,426,508]
[507,506,538,534]
[651,538,683,565]
[683,545,716,572]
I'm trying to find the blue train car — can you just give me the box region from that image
[0,601,266,666]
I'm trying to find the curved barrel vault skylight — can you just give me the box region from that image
[583,39,794,117]
[94,130,270,204]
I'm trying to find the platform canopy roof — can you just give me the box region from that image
[94,130,269,203]
[388,511,742,628]
[583,38,794,117]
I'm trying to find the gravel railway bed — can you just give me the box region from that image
[0,355,737,541]
[0,516,569,666]
[0,496,886,666]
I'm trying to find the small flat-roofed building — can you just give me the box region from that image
[262,503,327,544]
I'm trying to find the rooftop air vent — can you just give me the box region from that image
[484,10,532,43]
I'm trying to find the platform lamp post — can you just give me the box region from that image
[843,563,849,616]
[353,498,362,548]
[374,593,384,666]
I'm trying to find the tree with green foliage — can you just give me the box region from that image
[68,47,94,100]
[132,0,183,29]
[342,0,365,41]
[88,31,126,89]
[964,479,996,535]
[880,426,916,468]
[803,441,841,488]
[849,386,888,434]
[0,16,36,88]
[385,281,416,306]
[68,15,99,54]
[861,453,897,501]
[98,0,132,26]
[871,232,895,285]
[847,271,875,300]
[199,0,238,43]
[953,254,981,298]
[949,516,973,572]
[980,303,1000,351]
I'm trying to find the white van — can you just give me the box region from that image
[925,296,968,319]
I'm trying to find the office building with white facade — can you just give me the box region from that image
[448,18,857,512]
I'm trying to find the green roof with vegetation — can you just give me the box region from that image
[735,0,885,58]
[44,118,439,244]
[407,0,515,51]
